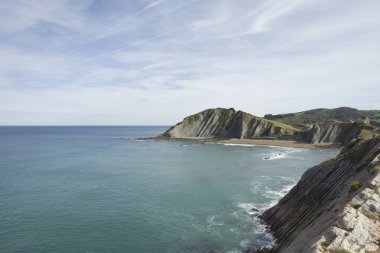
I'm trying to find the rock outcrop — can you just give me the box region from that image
[298,121,363,145]
[157,108,372,145]
[160,108,296,139]
[261,136,380,253]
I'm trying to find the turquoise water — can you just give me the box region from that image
[0,126,338,253]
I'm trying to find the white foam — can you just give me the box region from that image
[262,153,287,160]
[226,250,242,253]
[240,239,251,248]
[206,215,224,231]
[285,148,302,154]
[236,202,259,215]
[222,143,256,147]
[265,190,284,198]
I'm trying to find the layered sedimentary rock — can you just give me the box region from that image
[159,108,368,145]
[161,108,292,139]
[299,122,363,145]
[261,136,380,253]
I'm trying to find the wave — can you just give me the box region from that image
[233,201,277,251]
[262,147,303,160]
[222,143,256,147]
[206,215,225,231]
[262,153,286,160]
[262,182,297,209]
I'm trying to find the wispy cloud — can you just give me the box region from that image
[0,0,379,125]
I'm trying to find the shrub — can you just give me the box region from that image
[321,240,331,249]
[350,180,362,193]
[364,211,380,222]
[329,249,350,253]
[370,166,380,175]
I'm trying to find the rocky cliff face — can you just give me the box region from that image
[158,108,367,145]
[161,108,292,139]
[299,122,363,145]
[261,136,380,253]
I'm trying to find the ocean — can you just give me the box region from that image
[0,126,338,253]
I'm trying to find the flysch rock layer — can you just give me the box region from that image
[161,108,285,139]
[158,108,364,145]
[260,136,380,253]
[301,122,363,145]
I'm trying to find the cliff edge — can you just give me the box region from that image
[161,108,298,139]
[261,136,380,253]
[156,108,372,145]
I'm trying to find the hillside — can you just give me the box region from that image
[258,136,380,253]
[154,108,377,145]
[160,108,300,139]
[264,107,380,127]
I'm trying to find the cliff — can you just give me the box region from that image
[298,121,363,145]
[160,108,298,139]
[261,136,380,253]
[157,108,369,145]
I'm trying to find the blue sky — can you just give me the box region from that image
[0,0,379,125]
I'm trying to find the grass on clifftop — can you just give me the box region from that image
[329,249,350,253]
[264,107,380,126]
[264,119,302,133]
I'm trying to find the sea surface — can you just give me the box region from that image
[0,126,338,253]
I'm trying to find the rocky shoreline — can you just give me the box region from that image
[249,136,380,253]
[140,136,339,149]
[148,107,380,252]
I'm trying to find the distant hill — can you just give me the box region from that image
[264,107,380,127]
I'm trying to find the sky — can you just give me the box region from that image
[0,0,379,125]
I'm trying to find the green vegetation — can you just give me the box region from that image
[364,211,380,222]
[263,118,302,133]
[352,204,361,209]
[321,156,342,166]
[185,113,201,124]
[215,109,234,132]
[329,249,350,253]
[264,107,380,130]
[370,166,380,175]
[373,185,379,194]
[360,129,377,139]
[321,240,331,250]
[350,181,362,192]
[344,143,372,163]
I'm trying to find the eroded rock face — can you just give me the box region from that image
[262,136,380,253]
[161,108,285,139]
[300,122,362,145]
[159,108,364,145]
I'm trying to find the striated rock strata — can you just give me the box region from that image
[157,108,366,145]
[298,121,363,145]
[161,108,295,139]
[261,136,380,253]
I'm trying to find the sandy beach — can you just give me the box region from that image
[208,138,339,149]
[143,137,339,149]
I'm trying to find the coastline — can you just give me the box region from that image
[213,138,338,149]
[141,137,340,149]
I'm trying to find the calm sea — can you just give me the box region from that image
[0,126,337,253]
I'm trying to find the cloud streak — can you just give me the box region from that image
[0,0,379,125]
